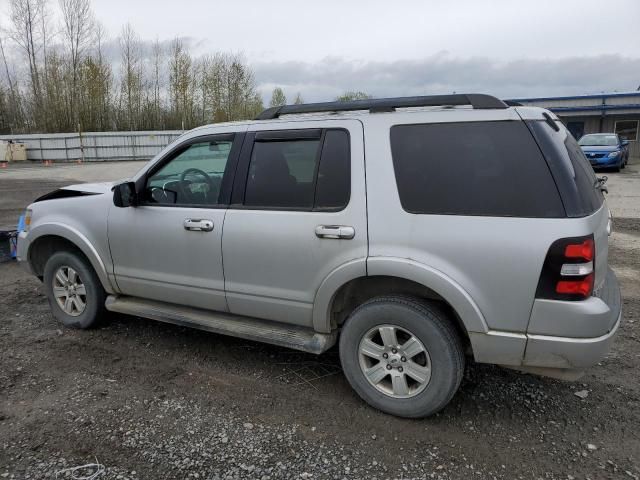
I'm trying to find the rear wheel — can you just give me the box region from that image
[43,251,107,329]
[339,295,465,418]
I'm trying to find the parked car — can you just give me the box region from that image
[17,94,621,418]
[578,133,629,171]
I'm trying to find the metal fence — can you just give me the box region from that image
[0,130,184,162]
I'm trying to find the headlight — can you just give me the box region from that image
[23,209,32,232]
[608,150,620,158]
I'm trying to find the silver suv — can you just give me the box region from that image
[17,94,621,418]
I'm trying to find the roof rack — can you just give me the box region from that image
[255,93,508,120]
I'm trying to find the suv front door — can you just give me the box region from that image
[108,129,243,311]
[222,119,367,327]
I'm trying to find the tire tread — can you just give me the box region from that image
[340,294,465,417]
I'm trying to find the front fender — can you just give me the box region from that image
[21,222,115,294]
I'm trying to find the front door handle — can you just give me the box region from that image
[184,219,214,232]
[315,225,355,240]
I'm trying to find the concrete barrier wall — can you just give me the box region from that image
[0,131,184,162]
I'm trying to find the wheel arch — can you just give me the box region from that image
[313,257,489,341]
[25,224,114,293]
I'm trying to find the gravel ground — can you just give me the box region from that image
[0,160,639,479]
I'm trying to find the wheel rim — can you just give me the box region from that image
[52,266,87,317]
[358,324,432,399]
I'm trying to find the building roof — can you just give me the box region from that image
[510,91,640,103]
[510,92,640,116]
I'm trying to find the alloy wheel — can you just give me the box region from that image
[52,266,87,316]
[358,324,432,398]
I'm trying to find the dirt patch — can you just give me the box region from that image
[0,228,639,479]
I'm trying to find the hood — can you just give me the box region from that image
[580,145,619,153]
[34,181,117,203]
[61,181,117,194]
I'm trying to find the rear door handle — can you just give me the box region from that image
[184,219,214,232]
[315,225,355,240]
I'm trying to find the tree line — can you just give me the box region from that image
[0,0,266,134]
[0,0,372,135]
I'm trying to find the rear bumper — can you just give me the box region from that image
[470,267,621,372]
[522,267,621,369]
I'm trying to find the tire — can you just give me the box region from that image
[613,162,621,172]
[43,251,107,329]
[339,295,465,418]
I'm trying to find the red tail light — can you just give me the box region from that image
[556,274,594,297]
[564,238,594,262]
[536,235,595,301]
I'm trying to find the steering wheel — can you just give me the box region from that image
[179,168,213,203]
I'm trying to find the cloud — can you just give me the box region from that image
[253,54,640,102]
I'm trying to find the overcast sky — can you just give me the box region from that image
[4,0,640,102]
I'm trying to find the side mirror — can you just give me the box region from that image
[113,182,137,208]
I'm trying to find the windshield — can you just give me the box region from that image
[578,134,618,147]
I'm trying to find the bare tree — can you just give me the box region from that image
[59,0,95,126]
[293,92,304,104]
[8,0,46,122]
[336,91,372,101]
[269,86,286,107]
[150,38,163,128]
[0,34,23,132]
[118,23,143,130]
[169,37,195,129]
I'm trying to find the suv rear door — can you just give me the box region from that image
[222,119,366,327]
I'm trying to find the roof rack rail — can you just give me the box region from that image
[255,93,508,120]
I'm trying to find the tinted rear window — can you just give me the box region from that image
[390,121,565,217]
[242,129,350,211]
[315,129,350,210]
[526,120,604,217]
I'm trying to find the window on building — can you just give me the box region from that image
[566,121,585,140]
[615,120,639,141]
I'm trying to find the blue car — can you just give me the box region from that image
[578,133,629,172]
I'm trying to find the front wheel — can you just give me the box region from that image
[43,251,107,329]
[339,296,465,418]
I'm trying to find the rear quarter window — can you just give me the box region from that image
[390,121,565,217]
[526,120,604,217]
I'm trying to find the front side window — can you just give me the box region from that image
[243,129,350,210]
[145,136,234,206]
[390,121,565,217]
[614,120,638,142]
